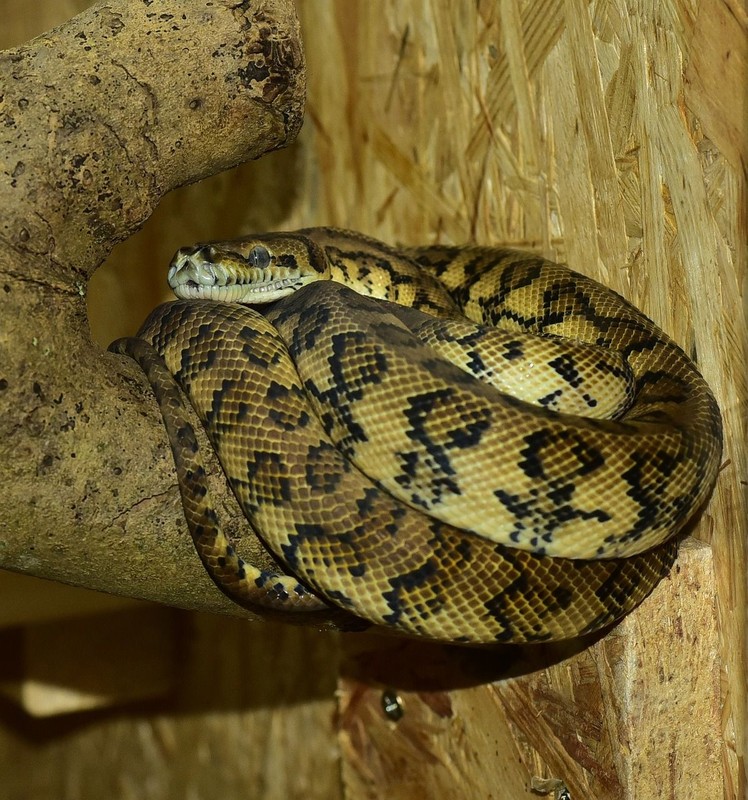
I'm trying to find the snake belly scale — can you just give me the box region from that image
[110,228,722,644]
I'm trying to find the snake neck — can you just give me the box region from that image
[302,227,459,316]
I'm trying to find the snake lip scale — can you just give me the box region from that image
[169,243,312,302]
[110,228,722,644]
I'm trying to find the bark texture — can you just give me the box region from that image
[0,0,318,622]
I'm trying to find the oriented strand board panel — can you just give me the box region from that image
[289,0,745,796]
[0,615,343,800]
[0,607,177,717]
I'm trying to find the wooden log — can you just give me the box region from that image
[0,0,315,622]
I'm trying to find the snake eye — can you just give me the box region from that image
[248,245,271,269]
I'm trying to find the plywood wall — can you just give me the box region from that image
[1,1,744,798]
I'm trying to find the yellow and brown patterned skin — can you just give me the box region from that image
[111,228,722,644]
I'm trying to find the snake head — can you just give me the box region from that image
[167,233,330,304]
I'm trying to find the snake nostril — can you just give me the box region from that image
[200,245,218,263]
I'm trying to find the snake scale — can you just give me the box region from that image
[110,228,722,644]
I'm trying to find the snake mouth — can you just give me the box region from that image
[168,249,311,303]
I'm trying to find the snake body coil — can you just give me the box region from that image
[111,228,722,644]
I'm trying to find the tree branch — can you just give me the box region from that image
[0,0,334,625]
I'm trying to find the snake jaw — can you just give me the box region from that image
[168,244,313,304]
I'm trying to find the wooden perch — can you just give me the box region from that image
[0,0,326,623]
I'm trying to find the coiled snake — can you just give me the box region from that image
[110,228,722,644]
